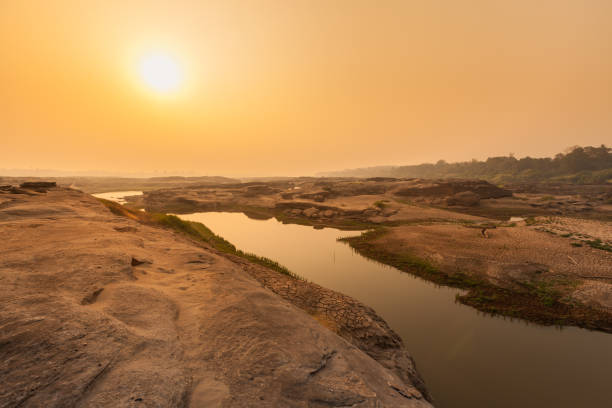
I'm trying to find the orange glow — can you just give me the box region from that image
[1,1,611,176]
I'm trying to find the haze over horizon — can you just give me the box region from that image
[2,1,611,176]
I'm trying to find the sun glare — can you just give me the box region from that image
[139,53,183,93]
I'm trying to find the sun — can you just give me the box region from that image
[138,52,183,93]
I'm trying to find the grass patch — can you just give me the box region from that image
[571,242,583,247]
[97,198,303,280]
[338,228,482,288]
[586,239,612,252]
[340,227,612,332]
[519,281,563,307]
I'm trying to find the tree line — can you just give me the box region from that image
[323,145,612,184]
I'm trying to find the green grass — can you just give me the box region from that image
[338,228,483,288]
[338,229,436,275]
[97,199,303,280]
[585,239,612,252]
[338,226,612,331]
[462,289,498,305]
[156,215,304,279]
[520,281,562,307]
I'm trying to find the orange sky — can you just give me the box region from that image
[2,0,611,176]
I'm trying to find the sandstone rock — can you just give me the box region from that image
[20,181,56,189]
[446,191,480,206]
[303,207,319,217]
[244,185,280,196]
[290,208,302,216]
[297,191,331,201]
[175,196,200,205]
[363,209,379,216]
[322,210,335,218]
[3,186,37,195]
[0,188,432,407]
[395,179,511,199]
[382,208,398,217]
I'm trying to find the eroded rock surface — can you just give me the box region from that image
[0,187,432,407]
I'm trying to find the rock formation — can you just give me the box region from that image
[0,186,432,407]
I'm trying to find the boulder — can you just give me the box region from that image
[303,207,319,217]
[446,191,480,206]
[280,192,295,200]
[20,181,56,189]
[363,208,380,216]
[243,185,280,197]
[382,208,398,217]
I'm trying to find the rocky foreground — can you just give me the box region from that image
[0,185,432,407]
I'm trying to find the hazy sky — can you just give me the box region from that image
[2,0,611,176]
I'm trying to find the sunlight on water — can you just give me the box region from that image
[92,191,143,204]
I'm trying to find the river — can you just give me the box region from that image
[95,192,612,408]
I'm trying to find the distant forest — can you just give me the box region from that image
[321,145,612,184]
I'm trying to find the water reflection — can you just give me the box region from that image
[93,190,142,205]
[180,211,612,408]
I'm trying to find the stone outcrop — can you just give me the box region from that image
[19,181,57,189]
[237,258,431,401]
[446,191,481,206]
[393,179,511,200]
[0,187,432,407]
[303,207,319,217]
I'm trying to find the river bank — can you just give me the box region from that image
[174,210,612,408]
[0,185,431,407]
[341,228,612,332]
[131,178,612,333]
[100,188,612,407]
